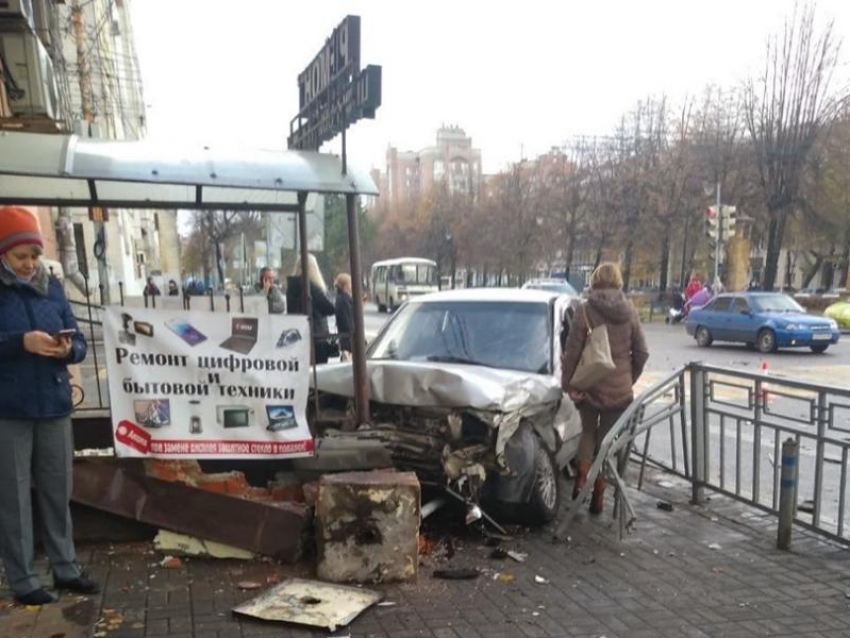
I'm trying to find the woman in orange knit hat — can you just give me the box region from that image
[0,206,99,605]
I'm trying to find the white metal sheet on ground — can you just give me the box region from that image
[232,578,382,631]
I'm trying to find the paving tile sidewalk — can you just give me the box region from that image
[2,473,849,638]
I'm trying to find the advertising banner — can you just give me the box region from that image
[103,307,314,459]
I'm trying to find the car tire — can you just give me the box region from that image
[810,344,829,354]
[389,297,395,312]
[695,326,713,347]
[757,329,778,353]
[524,439,560,525]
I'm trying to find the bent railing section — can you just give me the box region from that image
[555,363,850,548]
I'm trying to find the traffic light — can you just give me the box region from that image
[704,206,718,240]
[704,205,737,240]
[720,206,737,238]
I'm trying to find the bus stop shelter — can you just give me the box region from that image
[0,130,378,426]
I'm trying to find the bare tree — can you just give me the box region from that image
[184,211,259,288]
[743,4,848,290]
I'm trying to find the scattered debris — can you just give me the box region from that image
[495,573,515,583]
[377,601,397,607]
[482,529,514,543]
[534,575,549,584]
[159,556,182,569]
[656,500,674,512]
[73,461,309,561]
[432,568,479,580]
[506,551,527,563]
[489,548,509,560]
[154,530,254,560]
[418,535,439,556]
[232,578,382,632]
[708,543,722,551]
[236,581,264,591]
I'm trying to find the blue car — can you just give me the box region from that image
[685,292,840,353]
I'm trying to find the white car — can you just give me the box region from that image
[521,278,579,298]
[312,288,581,524]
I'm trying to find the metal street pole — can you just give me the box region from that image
[714,181,722,287]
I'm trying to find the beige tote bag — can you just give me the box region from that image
[569,303,616,391]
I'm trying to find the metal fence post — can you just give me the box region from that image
[690,364,706,504]
[777,437,799,550]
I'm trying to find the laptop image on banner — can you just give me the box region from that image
[219,317,259,355]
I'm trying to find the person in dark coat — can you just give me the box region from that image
[143,277,161,297]
[0,207,99,605]
[561,262,649,515]
[286,254,335,363]
[334,273,354,362]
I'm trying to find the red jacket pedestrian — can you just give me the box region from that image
[685,275,702,301]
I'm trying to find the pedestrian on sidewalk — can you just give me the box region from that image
[286,254,336,363]
[254,266,285,314]
[334,273,354,362]
[561,262,649,514]
[0,207,100,605]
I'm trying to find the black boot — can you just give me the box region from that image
[16,588,55,605]
[54,574,100,595]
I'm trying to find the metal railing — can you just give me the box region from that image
[555,362,850,548]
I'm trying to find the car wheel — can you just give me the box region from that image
[695,326,713,347]
[377,303,386,313]
[389,297,395,312]
[525,440,560,525]
[757,329,777,354]
[810,344,829,354]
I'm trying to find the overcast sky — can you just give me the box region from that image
[130,0,850,175]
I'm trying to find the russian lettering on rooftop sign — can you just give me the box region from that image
[103,307,314,459]
[288,15,382,151]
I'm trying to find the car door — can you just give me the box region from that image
[727,297,755,343]
[704,296,731,339]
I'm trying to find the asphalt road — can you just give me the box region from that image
[642,321,850,372]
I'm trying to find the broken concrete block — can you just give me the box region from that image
[153,529,255,560]
[317,471,420,583]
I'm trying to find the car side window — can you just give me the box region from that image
[731,298,750,314]
[711,297,731,312]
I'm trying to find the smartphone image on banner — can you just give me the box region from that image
[165,318,207,346]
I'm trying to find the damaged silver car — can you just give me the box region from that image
[310,289,582,524]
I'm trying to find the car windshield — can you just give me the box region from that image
[751,294,804,313]
[369,300,551,374]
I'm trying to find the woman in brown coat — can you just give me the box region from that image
[561,262,649,514]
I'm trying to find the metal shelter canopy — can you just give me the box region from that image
[0,132,378,210]
[0,130,376,426]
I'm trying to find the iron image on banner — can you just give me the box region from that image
[103,307,314,459]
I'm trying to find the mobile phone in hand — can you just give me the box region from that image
[55,329,77,339]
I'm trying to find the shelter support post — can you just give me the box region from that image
[297,193,312,359]
[346,193,371,426]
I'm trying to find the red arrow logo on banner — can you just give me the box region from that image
[115,420,152,454]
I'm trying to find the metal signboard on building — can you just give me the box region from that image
[288,15,381,151]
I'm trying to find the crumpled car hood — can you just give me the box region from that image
[313,360,563,412]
